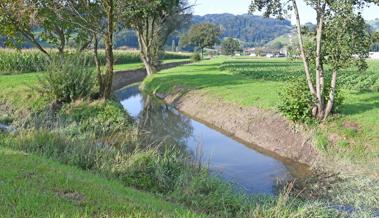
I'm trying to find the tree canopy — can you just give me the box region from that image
[181,23,222,57]
[221,38,241,56]
[250,0,376,120]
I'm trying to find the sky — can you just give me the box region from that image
[189,0,379,24]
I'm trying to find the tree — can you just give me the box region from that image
[250,0,375,120]
[371,31,379,52]
[122,0,192,75]
[64,0,117,99]
[181,23,222,58]
[221,38,240,56]
[0,0,49,56]
[272,41,284,50]
[0,0,81,56]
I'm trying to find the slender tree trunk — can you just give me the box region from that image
[57,27,66,55]
[24,32,50,58]
[79,39,92,52]
[292,0,316,97]
[93,33,103,96]
[315,3,326,119]
[102,0,114,99]
[324,69,337,120]
[137,31,158,75]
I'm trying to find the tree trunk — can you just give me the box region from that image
[93,33,104,96]
[324,70,337,120]
[292,0,316,97]
[137,32,158,75]
[102,0,114,99]
[315,3,326,119]
[56,27,66,55]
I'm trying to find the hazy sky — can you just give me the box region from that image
[189,0,379,24]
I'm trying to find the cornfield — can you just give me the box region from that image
[0,49,190,75]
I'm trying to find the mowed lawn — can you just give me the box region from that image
[0,147,200,218]
[143,58,379,162]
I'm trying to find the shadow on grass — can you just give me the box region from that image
[146,73,254,92]
[341,94,379,116]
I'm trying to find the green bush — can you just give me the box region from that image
[113,148,186,193]
[278,78,316,123]
[38,55,94,103]
[191,53,201,62]
[278,78,343,123]
[60,100,130,135]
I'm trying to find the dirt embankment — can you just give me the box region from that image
[157,90,320,166]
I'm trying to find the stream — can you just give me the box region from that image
[116,84,309,195]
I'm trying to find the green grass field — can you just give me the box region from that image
[143,57,379,164]
[0,147,200,218]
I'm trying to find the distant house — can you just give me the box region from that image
[369,52,379,60]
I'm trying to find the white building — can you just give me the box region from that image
[369,52,379,60]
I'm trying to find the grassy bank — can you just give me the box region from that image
[0,59,188,121]
[0,147,201,218]
[0,59,349,217]
[142,57,379,167]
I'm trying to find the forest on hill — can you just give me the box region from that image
[191,13,292,46]
[2,14,378,50]
[0,14,292,49]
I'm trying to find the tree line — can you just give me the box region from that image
[0,0,191,99]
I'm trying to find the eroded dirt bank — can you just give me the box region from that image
[156,90,320,166]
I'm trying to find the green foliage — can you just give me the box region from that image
[190,53,201,62]
[60,100,131,135]
[0,49,190,75]
[4,129,340,217]
[38,55,94,103]
[278,78,344,123]
[191,14,292,47]
[324,2,371,72]
[221,38,241,56]
[278,78,316,123]
[0,49,47,74]
[181,23,222,54]
[113,148,186,194]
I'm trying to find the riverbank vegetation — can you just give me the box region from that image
[1,52,359,217]
[0,72,340,218]
[143,58,379,165]
[142,57,379,216]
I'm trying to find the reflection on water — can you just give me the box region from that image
[116,84,304,194]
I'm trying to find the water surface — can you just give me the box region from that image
[116,84,308,194]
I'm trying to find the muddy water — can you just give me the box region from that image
[116,84,309,194]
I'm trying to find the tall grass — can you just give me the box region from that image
[0,49,190,74]
[0,98,342,218]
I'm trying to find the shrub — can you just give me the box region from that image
[113,148,186,193]
[278,78,343,123]
[278,78,316,123]
[38,55,94,103]
[60,100,130,135]
[191,53,201,62]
